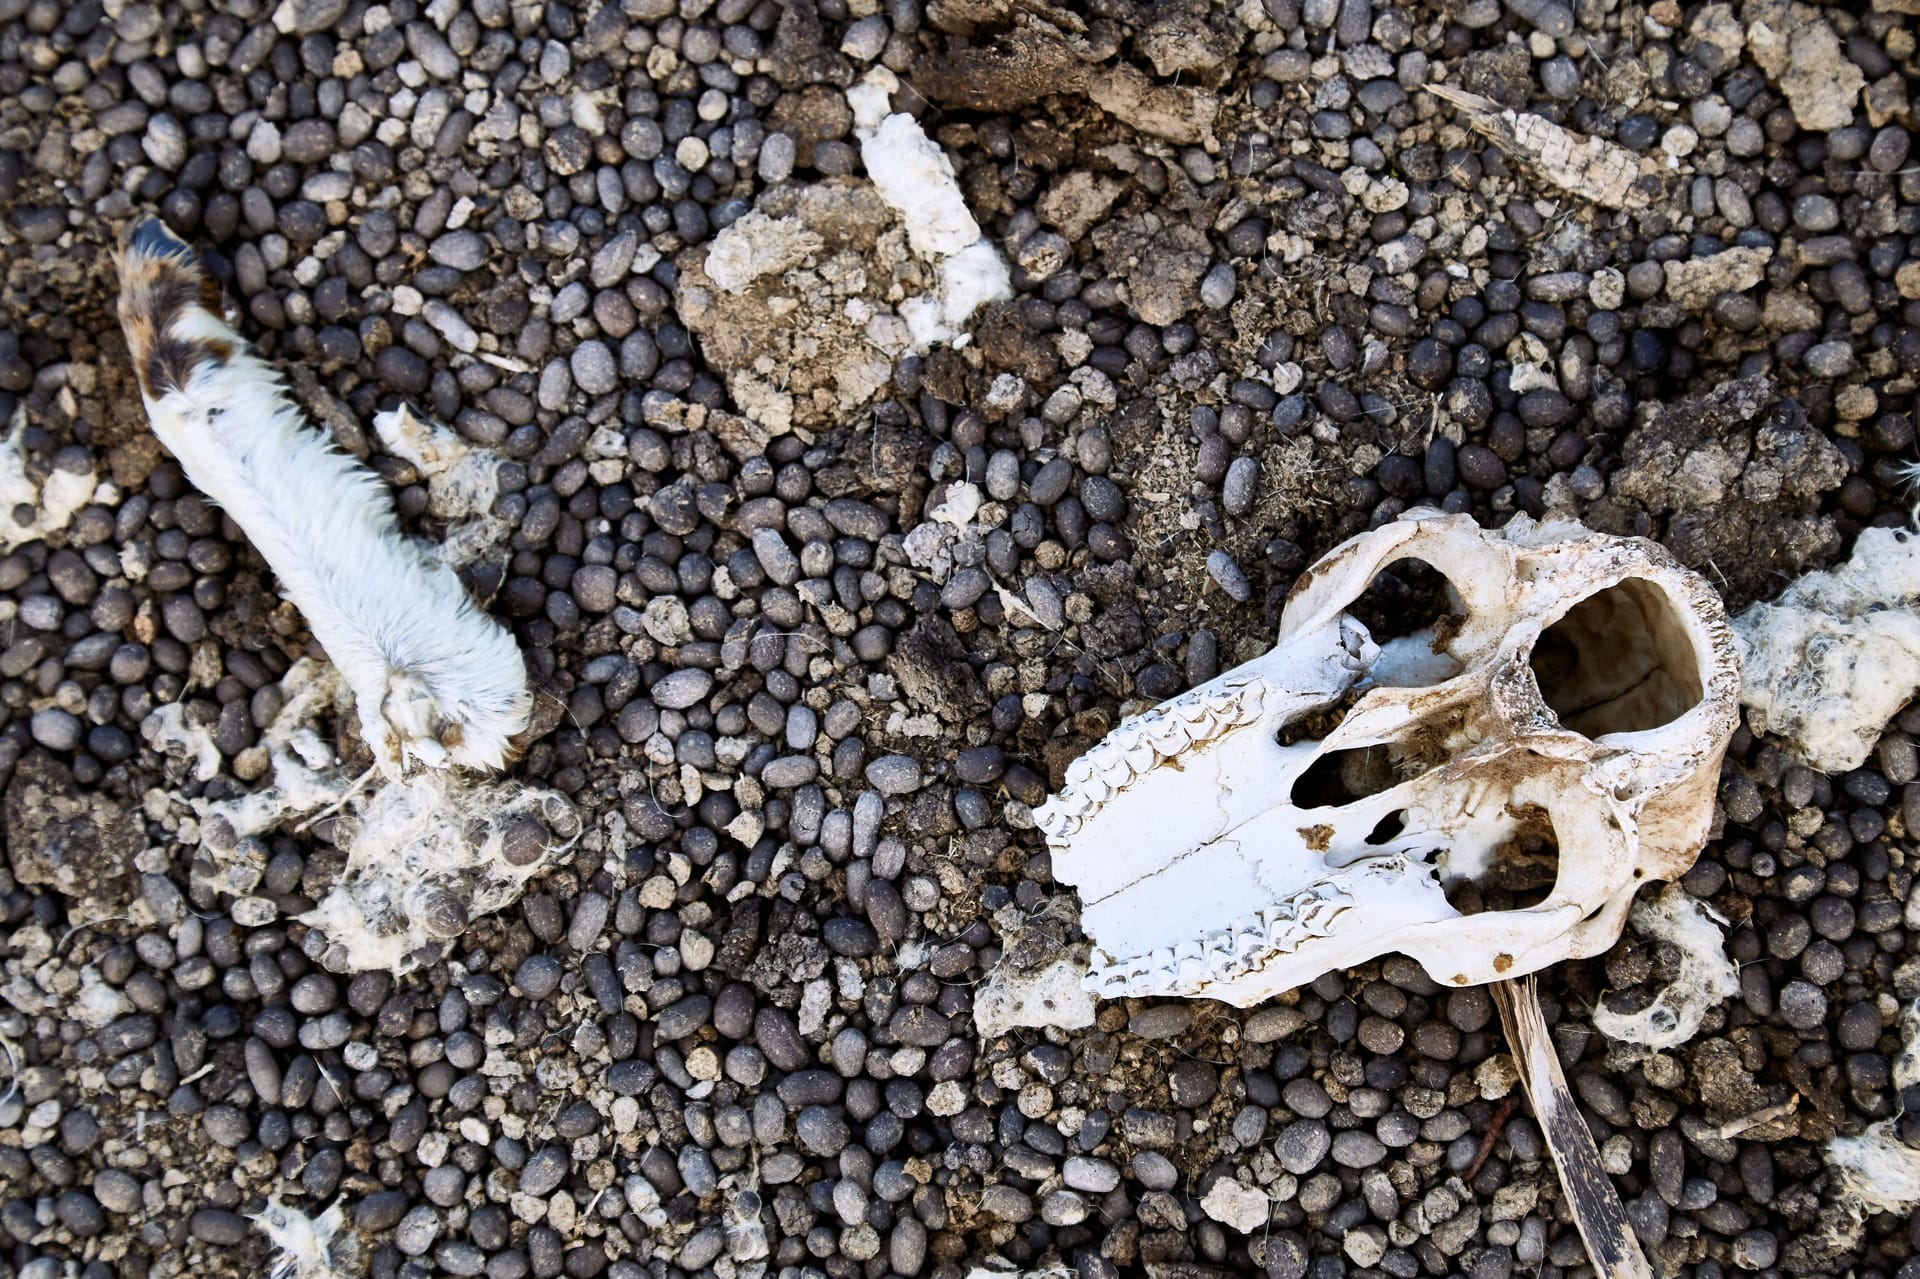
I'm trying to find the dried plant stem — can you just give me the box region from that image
[1492,977,1656,1279]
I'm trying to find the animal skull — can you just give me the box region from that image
[1037,511,1739,1007]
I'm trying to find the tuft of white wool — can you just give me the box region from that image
[370,405,510,571]
[0,403,95,551]
[141,701,223,782]
[1732,526,1920,773]
[1831,1124,1920,1218]
[1591,885,1738,1049]
[193,659,578,975]
[298,768,581,974]
[118,225,531,777]
[1821,997,1920,1252]
[253,1198,359,1279]
[198,658,361,842]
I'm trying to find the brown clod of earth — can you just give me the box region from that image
[888,615,991,718]
[675,178,925,439]
[911,27,1089,112]
[912,27,1217,144]
[1590,375,1846,606]
[5,750,139,922]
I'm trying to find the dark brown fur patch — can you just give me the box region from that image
[116,242,231,401]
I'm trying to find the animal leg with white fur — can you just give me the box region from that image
[115,218,532,775]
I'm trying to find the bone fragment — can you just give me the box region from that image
[847,69,1012,349]
[1426,85,1655,210]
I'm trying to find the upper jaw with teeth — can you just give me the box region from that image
[1037,510,1740,1008]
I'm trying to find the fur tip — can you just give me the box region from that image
[126,216,195,262]
[115,216,235,403]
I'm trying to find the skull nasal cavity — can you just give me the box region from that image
[1528,578,1705,737]
[1291,746,1407,808]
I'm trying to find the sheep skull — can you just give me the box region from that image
[1037,510,1739,1007]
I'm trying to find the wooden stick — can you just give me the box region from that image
[1492,977,1657,1279]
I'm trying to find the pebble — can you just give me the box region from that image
[1331,1130,1388,1167]
[865,755,923,794]
[1129,1005,1194,1039]
[189,1210,250,1245]
[515,955,563,1000]
[428,231,487,271]
[1778,980,1827,1030]
[1200,263,1237,309]
[1206,550,1252,602]
[1063,1156,1120,1193]
[29,707,82,751]
[652,669,714,709]
[1223,457,1259,515]
[1277,1121,1332,1174]
[570,341,618,395]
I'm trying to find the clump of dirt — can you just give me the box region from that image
[1591,375,1847,605]
[4,750,140,923]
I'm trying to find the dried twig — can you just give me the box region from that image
[1465,1095,1520,1181]
[1717,1094,1800,1140]
[1492,977,1655,1279]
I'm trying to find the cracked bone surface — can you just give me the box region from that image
[1036,510,1740,1006]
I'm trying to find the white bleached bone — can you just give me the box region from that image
[1037,510,1740,1005]
[116,219,531,777]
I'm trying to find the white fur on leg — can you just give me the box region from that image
[117,223,531,775]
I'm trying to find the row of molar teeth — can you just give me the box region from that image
[1043,678,1267,843]
[1082,884,1358,997]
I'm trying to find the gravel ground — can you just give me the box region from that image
[1,1,1919,1278]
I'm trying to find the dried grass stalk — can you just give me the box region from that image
[1492,977,1656,1279]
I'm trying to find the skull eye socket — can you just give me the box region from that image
[1528,578,1705,737]
[1446,803,1560,914]
[1352,557,1468,687]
